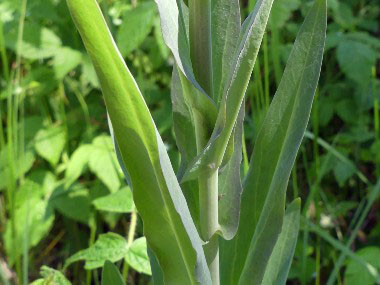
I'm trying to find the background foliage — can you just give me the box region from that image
[0,0,379,284]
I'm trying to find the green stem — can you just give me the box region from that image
[0,21,9,83]
[373,66,379,175]
[193,109,219,283]
[189,0,213,96]
[122,208,137,281]
[86,217,97,285]
[199,170,219,284]
[189,1,218,281]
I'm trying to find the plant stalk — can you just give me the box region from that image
[193,111,219,283]
[198,170,219,284]
[122,208,137,280]
[189,0,219,282]
[189,0,213,96]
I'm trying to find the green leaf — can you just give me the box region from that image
[93,186,134,213]
[155,0,217,128]
[31,266,71,285]
[268,0,300,29]
[306,220,380,283]
[148,247,165,285]
[5,180,55,265]
[101,261,125,285]
[64,144,92,187]
[170,66,200,228]
[116,2,156,57]
[125,237,152,275]
[262,199,301,285]
[182,0,275,181]
[0,145,35,191]
[223,0,327,283]
[66,0,211,283]
[218,105,244,239]
[35,125,66,167]
[337,40,377,86]
[64,232,128,270]
[211,0,241,102]
[53,47,82,79]
[49,184,92,225]
[5,22,62,59]
[345,247,380,285]
[153,0,193,89]
[65,136,121,192]
[88,135,121,193]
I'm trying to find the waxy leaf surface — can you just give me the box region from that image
[66,0,211,283]
[222,0,327,283]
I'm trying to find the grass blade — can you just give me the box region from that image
[327,179,380,285]
[306,219,380,283]
[66,0,211,283]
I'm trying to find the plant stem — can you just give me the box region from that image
[199,170,219,284]
[0,21,9,83]
[122,208,137,281]
[193,111,219,283]
[189,0,213,96]
[189,0,219,282]
[86,216,97,285]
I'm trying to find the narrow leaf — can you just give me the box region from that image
[218,105,244,239]
[66,0,211,283]
[171,66,200,230]
[262,198,301,285]
[182,0,275,181]
[211,0,241,102]
[237,0,327,283]
[155,0,217,127]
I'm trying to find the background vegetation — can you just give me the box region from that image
[0,0,379,284]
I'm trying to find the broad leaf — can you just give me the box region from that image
[345,247,380,285]
[93,186,134,213]
[64,144,92,187]
[262,199,301,285]
[53,47,82,79]
[125,237,152,275]
[237,0,327,283]
[5,22,62,59]
[64,232,128,270]
[65,136,121,192]
[5,180,55,265]
[35,125,66,167]
[88,135,121,193]
[31,266,71,285]
[48,184,92,225]
[0,145,35,190]
[101,261,125,285]
[66,0,211,283]
[116,2,156,57]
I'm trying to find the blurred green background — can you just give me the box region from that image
[0,0,379,284]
